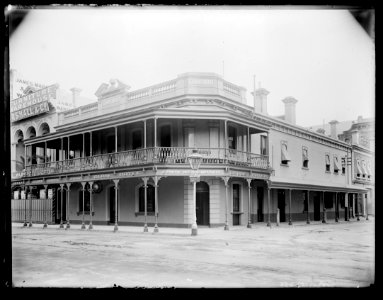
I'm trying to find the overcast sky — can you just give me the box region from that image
[8,6,375,127]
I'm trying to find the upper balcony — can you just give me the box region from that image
[58,72,247,126]
[22,147,269,178]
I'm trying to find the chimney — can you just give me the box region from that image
[70,87,82,107]
[282,97,298,125]
[251,88,269,114]
[329,120,339,139]
[357,115,363,123]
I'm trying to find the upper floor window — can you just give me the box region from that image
[260,135,267,156]
[325,154,330,172]
[356,159,362,178]
[333,155,341,174]
[341,157,346,174]
[302,146,309,168]
[281,141,291,166]
[228,126,237,150]
[132,129,143,150]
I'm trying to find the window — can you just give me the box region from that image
[232,184,241,212]
[341,157,346,174]
[132,129,143,150]
[325,154,330,172]
[333,155,340,174]
[260,135,267,156]
[79,189,91,213]
[281,141,291,165]
[138,184,155,213]
[356,159,362,178]
[228,126,237,150]
[302,146,309,168]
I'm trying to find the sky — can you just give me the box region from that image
[8,6,375,127]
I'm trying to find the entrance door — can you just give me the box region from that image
[277,189,286,222]
[196,182,209,225]
[109,186,117,224]
[257,187,264,222]
[313,193,321,221]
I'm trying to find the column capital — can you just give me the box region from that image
[141,177,149,185]
[66,182,72,189]
[246,178,252,187]
[81,181,87,188]
[60,183,65,188]
[44,184,48,189]
[221,176,230,186]
[113,179,120,187]
[152,176,162,185]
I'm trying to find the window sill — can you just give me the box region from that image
[135,212,155,217]
[325,171,331,174]
[301,167,309,170]
[76,211,94,216]
[333,172,339,175]
[280,163,289,167]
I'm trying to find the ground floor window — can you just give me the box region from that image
[79,190,90,212]
[138,184,155,213]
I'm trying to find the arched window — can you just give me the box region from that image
[38,122,50,136]
[26,126,36,139]
[138,184,155,213]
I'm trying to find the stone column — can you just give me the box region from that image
[246,179,252,228]
[113,179,119,232]
[335,193,339,222]
[66,183,71,229]
[322,191,326,223]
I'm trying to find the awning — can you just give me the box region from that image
[366,163,372,176]
[302,148,308,161]
[281,144,291,162]
[334,156,341,171]
[325,155,330,165]
[356,160,363,175]
[361,161,368,176]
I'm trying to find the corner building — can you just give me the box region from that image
[11,72,370,230]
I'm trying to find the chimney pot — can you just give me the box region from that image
[70,87,82,107]
[329,120,339,139]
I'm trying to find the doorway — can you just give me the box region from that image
[313,193,321,221]
[277,189,286,222]
[160,125,171,147]
[109,186,118,224]
[196,182,209,226]
[257,187,264,222]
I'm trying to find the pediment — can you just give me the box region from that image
[95,79,131,98]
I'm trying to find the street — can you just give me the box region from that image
[11,218,374,288]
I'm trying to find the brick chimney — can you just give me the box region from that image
[282,97,298,125]
[329,120,339,139]
[70,87,82,107]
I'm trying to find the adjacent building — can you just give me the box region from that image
[10,72,373,231]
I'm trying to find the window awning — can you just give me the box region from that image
[302,149,308,161]
[356,160,363,175]
[325,155,330,165]
[281,144,291,162]
[361,161,368,175]
[334,156,341,171]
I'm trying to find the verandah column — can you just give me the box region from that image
[345,192,349,221]
[142,177,149,232]
[288,189,292,225]
[356,194,360,221]
[59,184,65,228]
[88,181,93,230]
[23,185,28,227]
[246,179,252,228]
[267,181,271,227]
[43,184,48,228]
[66,183,71,229]
[153,176,161,233]
[222,176,230,230]
[335,192,339,222]
[306,190,310,224]
[322,191,326,223]
[365,193,369,220]
[28,186,33,227]
[352,193,355,218]
[81,182,86,229]
[113,179,119,232]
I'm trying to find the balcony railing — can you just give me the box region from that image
[22,147,269,178]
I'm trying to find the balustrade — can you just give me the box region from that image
[23,147,269,177]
